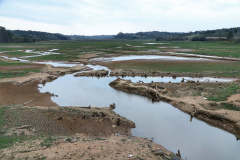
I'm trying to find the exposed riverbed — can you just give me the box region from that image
[1,50,240,160]
[39,74,240,160]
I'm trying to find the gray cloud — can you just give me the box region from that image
[0,0,240,35]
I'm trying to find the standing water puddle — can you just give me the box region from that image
[39,74,240,160]
[91,55,216,62]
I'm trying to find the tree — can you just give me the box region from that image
[227,31,234,41]
[234,28,238,35]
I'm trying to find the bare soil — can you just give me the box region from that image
[3,105,135,137]
[1,134,176,160]
[0,64,88,106]
[0,105,179,160]
[0,64,44,71]
[0,81,57,106]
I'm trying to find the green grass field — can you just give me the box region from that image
[2,51,39,58]
[0,60,29,66]
[1,40,240,77]
[0,69,40,79]
[2,40,240,60]
[103,60,240,77]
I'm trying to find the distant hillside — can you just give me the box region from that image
[114,27,240,42]
[68,35,114,40]
[0,26,70,43]
[10,30,70,41]
[1,26,240,43]
[114,31,191,40]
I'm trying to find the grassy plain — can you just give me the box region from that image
[0,69,40,79]
[2,51,38,58]
[0,60,41,78]
[103,60,240,77]
[1,40,240,78]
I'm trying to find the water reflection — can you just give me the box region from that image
[91,55,214,62]
[39,75,240,160]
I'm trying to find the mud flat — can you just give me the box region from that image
[0,64,88,85]
[110,79,240,136]
[0,105,180,160]
[0,65,89,106]
[2,105,135,136]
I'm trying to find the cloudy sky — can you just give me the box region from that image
[0,0,239,35]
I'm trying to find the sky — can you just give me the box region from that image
[0,0,240,35]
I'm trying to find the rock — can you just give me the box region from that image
[57,117,63,120]
[112,125,117,128]
[153,149,165,156]
[127,154,133,158]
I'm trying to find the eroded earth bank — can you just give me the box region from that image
[0,65,181,160]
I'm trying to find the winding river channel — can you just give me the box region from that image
[1,50,240,160]
[38,67,240,160]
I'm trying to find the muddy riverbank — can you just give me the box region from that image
[1,50,239,159]
[0,105,180,160]
[110,78,240,136]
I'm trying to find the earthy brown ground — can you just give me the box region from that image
[0,64,88,106]
[3,105,135,137]
[0,105,179,160]
[1,134,176,160]
[0,64,44,71]
[0,64,87,84]
[0,81,57,106]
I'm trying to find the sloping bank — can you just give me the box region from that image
[109,78,240,137]
[0,105,181,160]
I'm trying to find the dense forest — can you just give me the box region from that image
[0,26,240,43]
[0,26,15,43]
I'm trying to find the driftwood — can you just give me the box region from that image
[16,125,32,129]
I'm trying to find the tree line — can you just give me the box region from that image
[1,26,240,43]
[0,26,69,43]
[115,28,240,42]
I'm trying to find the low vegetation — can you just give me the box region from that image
[207,84,240,101]
[201,103,240,111]
[0,69,40,79]
[2,51,38,58]
[103,61,240,77]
